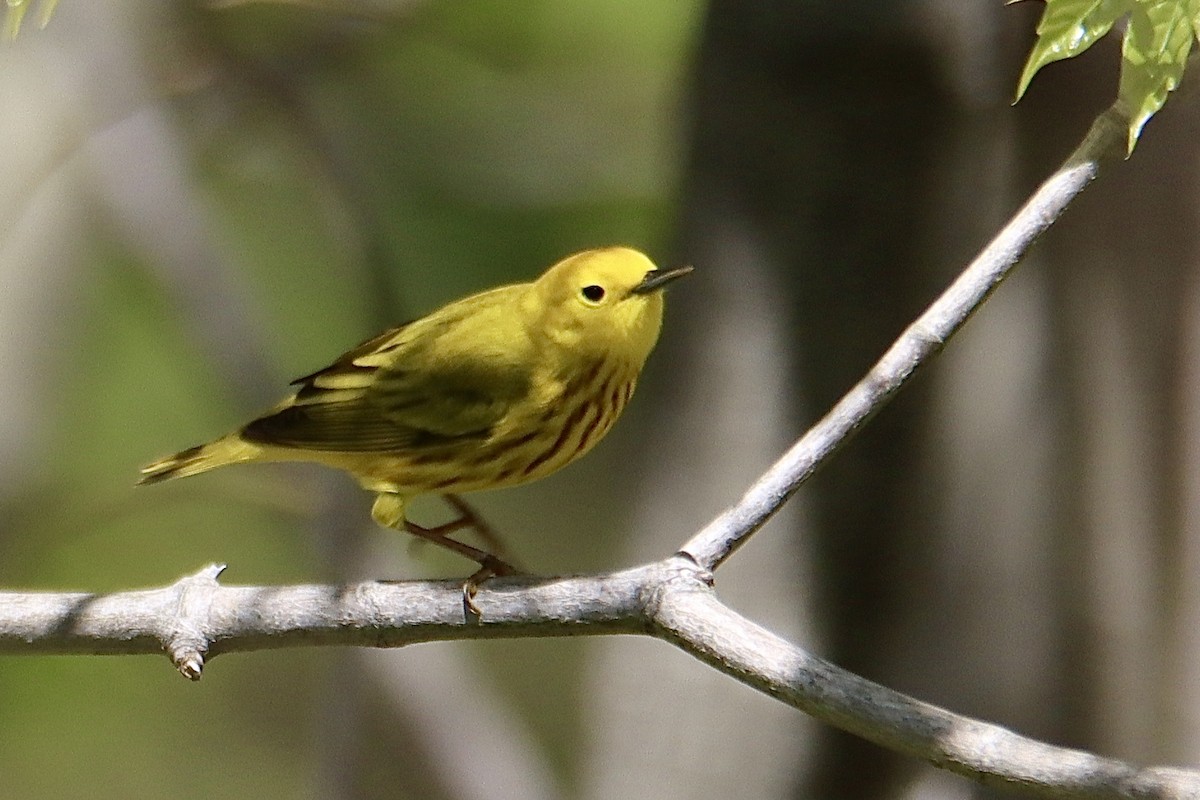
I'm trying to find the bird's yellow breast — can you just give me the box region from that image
[341,356,640,498]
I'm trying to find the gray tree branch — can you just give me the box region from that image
[2,102,1191,797]
[679,101,1129,571]
[2,555,1198,798]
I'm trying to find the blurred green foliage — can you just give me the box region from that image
[2,1,703,796]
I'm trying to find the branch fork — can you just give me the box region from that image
[4,102,1196,797]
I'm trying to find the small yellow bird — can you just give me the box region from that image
[139,246,691,581]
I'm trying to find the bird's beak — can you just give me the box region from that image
[631,265,694,295]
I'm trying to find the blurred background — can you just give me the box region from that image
[3,1,1199,798]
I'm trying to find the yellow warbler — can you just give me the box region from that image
[139,246,690,576]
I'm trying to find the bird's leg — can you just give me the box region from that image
[371,493,519,614]
[441,494,514,564]
[432,495,523,616]
[403,519,516,617]
[400,521,518,578]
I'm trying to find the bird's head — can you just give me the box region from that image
[530,247,692,366]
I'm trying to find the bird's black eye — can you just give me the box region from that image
[581,285,606,303]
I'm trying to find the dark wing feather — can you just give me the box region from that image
[289,321,413,395]
[242,299,532,452]
[241,400,450,451]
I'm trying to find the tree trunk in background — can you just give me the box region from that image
[670,1,1200,797]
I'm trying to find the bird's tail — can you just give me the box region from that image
[137,436,259,485]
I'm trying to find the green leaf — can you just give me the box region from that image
[3,1,31,41]
[1015,0,1134,101]
[36,0,60,30]
[1119,0,1197,153]
[3,0,60,40]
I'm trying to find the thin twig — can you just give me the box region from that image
[653,584,1200,800]
[679,102,1130,571]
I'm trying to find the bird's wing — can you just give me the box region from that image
[241,306,534,453]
